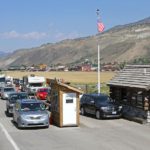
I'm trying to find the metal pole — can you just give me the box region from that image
[98,44,100,94]
[97,9,101,94]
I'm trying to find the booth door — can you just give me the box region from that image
[62,93,77,126]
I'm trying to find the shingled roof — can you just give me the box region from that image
[107,65,150,90]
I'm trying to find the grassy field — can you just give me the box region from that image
[4,71,116,84]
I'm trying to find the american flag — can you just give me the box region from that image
[97,19,105,32]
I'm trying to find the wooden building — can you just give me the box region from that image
[50,79,83,127]
[107,65,150,123]
[81,64,91,72]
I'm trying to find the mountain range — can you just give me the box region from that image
[0,16,150,68]
[0,51,11,58]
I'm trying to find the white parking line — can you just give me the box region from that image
[0,122,20,150]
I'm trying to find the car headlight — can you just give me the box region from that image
[10,104,14,107]
[119,106,122,110]
[101,107,108,110]
[5,93,8,97]
[42,114,49,119]
[21,115,29,120]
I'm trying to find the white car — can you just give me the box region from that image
[1,87,16,100]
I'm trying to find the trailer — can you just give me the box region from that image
[22,74,46,96]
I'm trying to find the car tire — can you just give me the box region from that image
[6,108,10,117]
[96,110,101,119]
[17,119,22,129]
[12,115,15,123]
[80,107,85,116]
[45,124,49,128]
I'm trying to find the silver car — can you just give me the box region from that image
[13,99,49,129]
[1,87,16,100]
[6,92,28,116]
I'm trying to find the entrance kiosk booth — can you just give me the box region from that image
[50,79,83,127]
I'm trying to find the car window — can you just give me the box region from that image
[21,102,45,111]
[80,95,85,102]
[10,94,19,102]
[38,88,48,92]
[95,96,110,104]
[19,95,28,99]
[10,97,18,102]
[4,88,15,92]
[19,93,28,99]
[29,83,42,87]
[81,95,87,102]
[85,96,92,103]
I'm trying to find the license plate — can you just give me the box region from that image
[112,111,116,114]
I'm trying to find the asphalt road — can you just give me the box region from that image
[0,99,150,150]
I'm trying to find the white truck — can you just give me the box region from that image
[6,76,13,86]
[22,75,46,96]
[0,74,6,87]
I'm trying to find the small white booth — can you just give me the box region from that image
[50,79,83,127]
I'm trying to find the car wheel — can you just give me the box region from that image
[80,107,85,116]
[17,119,22,129]
[96,110,101,119]
[45,124,49,128]
[6,108,10,117]
[12,115,15,123]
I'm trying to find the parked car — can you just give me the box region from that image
[13,99,49,129]
[6,92,28,116]
[1,87,16,100]
[0,87,3,98]
[80,94,122,119]
[36,87,50,100]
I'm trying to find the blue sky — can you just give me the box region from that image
[0,0,150,52]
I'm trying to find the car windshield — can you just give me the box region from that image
[0,77,5,82]
[19,80,23,84]
[21,102,45,111]
[38,88,48,92]
[95,96,111,104]
[18,93,28,99]
[29,83,42,87]
[4,88,15,92]
[10,94,19,102]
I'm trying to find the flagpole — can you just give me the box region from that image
[98,44,100,94]
[97,9,100,94]
[96,9,104,94]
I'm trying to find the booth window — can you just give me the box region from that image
[66,99,73,103]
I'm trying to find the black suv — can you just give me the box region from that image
[80,94,122,119]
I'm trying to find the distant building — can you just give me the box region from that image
[81,64,91,71]
[8,65,22,71]
[38,64,47,71]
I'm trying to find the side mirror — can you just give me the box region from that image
[15,108,19,111]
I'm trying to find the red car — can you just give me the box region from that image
[36,88,50,100]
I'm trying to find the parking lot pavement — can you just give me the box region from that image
[0,126,15,150]
[0,98,150,150]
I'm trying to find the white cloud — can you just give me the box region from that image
[54,31,81,41]
[0,30,47,40]
[22,32,47,40]
[0,29,82,43]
